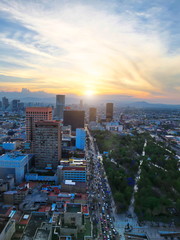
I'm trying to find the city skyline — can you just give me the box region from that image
[0,0,180,104]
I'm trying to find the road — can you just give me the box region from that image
[86,127,120,240]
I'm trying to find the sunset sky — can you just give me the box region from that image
[0,0,180,103]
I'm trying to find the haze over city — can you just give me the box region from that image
[0,0,180,104]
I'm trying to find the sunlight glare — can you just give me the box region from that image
[85,90,94,96]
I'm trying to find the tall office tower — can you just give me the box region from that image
[34,121,61,169]
[79,99,83,109]
[89,107,97,122]
[64,110,85,131]
[56,95,65,120]
[26,107,52,142]
[11,99,20,112]
[2,97,9,110]
[18,102,25,111]
[106,103,114,122]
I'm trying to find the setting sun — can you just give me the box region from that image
[84,90,95,96]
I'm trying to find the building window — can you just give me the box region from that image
[71,217,75,222]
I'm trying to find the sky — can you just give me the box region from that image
[0,0,180,104]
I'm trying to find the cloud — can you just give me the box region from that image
[0,74,35,83]
[0,0,179,103]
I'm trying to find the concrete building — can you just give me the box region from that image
[106,103,114,122]
[105,122,123,132]
[62,125,73,148]
[25,107,52,142]
[34,121,61,169]
[64,203,83,227]
[61,181,87,193]
[76,128,86,150]
[79,99,83,110]
[21,213,51,240]
[2,97,9,111]
[56,95,65,120]
[89,107,96,122]
[64,110,85,131]
[0,217,15,240]
[0,175,14,193]
[0,153,32,184]
[33,222,52,240]
[57,166,86,182]
[11,99,20,112]
[3,188,29,204]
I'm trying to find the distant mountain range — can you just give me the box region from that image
[0,89,180,109]
[126,101,180,109]
[0,88,79,104]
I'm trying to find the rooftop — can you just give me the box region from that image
[0,205,13,216]
[21,214,49,240]
[0,152,27,162]
[26,107,52,112]
[63,166,86,171]
[34,229,50,240]
[66,203,81,213]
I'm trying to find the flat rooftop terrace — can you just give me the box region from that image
[34,229,50,240]
[66,203,81,213]
[0,153,27,162]
[21,214,49,240]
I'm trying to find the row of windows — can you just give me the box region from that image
[64,175,86,178]
[26,112,52,114]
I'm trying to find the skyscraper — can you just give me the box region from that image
[26,107,52,142]
[64,110,85,131]
[56,95,65,120]
[106,103,113,122]
[2,97,9,110]
[11,99,20,112]
[89,107,96,122]
[79,99,83,109]
[34,120,61,169]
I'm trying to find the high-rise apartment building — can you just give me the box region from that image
[26,107,52,142]
[64,110,85,131]
[106,103,113,121]
[56,95,65,120]
[89,108,96,122]
[11,99,20,112]
[34,121,61,169]
[2,97,9,110]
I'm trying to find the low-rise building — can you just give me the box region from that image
[105,121,123,132]
[57,166,86,183]
[0,152,33,184]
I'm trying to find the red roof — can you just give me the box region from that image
[63,167,86,171]
[38,206,51,212]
